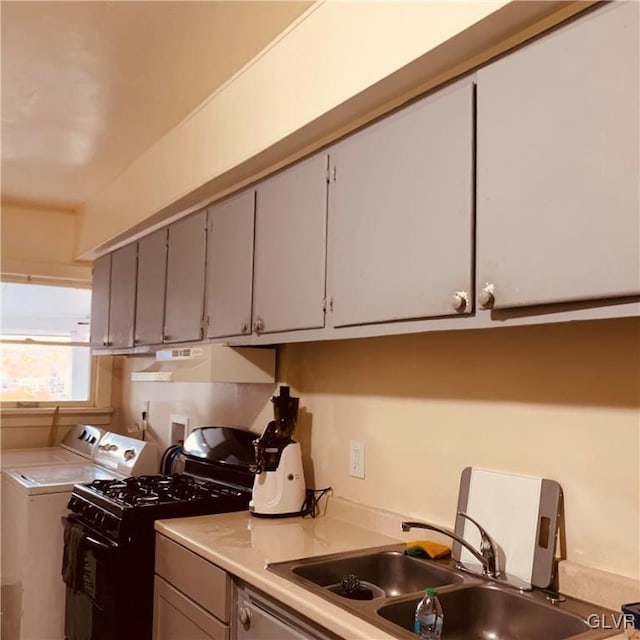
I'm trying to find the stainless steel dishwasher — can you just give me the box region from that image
[235,583,340,640]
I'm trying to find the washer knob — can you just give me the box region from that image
[124,448,135,461]
[478,284,495,309]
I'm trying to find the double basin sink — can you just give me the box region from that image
[268,544,618,639]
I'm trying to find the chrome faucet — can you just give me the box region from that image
[402,512,502,579]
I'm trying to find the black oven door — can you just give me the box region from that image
[62,514,155,640]
[62,516,123,640]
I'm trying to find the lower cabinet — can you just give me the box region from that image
[154,577,230,640]
[154,534,339,640]
[153,534,231,640]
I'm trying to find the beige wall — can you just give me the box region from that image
[117,318,640,583]
[0,202,90,284]
[81,0,573,256]
[281,318,640,581]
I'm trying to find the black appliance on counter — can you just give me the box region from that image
[62,426,256,640]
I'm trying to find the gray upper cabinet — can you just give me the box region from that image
[327,80,475,327]
[477,2,640,310]
[90,254,111,349]
[135,228,168,346]
[164,210,207,343]
[253,153,328,334]
[108,243,137,348]
[205,190,255,339]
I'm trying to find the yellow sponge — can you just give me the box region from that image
[405,540,451,559]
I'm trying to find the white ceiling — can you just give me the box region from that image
[0,1,310,211]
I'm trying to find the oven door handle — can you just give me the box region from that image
[62,515,119,551]
[84,535,115,552]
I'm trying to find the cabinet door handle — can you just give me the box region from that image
[253,317,264,334]
[478,284,495,309]
[451,291,469,313]
[240,321,249,334]
[239,606,251,629]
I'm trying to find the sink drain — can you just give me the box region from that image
[326,580,386,601]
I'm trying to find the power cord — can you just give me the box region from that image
[159,444,183,475]
[300,487,332,518]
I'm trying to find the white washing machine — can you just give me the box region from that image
[0,424,105,470]
[0,432,158,640]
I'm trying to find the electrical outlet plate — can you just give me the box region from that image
[349,440,365,479]
[169,414,190,446]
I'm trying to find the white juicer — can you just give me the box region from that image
[249,386,306,518]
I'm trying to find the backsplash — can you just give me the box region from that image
[119,317,639,585]
[119,363,277,447]
[279,318,639,583]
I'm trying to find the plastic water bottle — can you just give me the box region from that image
[414,588,443,639]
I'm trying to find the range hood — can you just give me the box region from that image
[130,344,275,383]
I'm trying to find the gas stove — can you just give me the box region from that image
[63,426,257,640]
[67,472,251,540]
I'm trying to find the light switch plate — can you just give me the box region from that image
[349,441,365,479]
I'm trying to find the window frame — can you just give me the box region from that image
[0,280,111,410]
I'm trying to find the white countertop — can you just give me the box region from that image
[155,509,405,639]
[155,507,631,640]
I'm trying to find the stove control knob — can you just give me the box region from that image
[124,448,136,461]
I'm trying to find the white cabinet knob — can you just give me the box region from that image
[478,284,495,309]
[253,317,264,334]
[451,291,469,313]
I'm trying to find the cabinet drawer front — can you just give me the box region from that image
[155,535,230,622]
[154,576,229,640]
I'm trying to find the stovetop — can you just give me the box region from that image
[67,472,251,541]
[86,474,245,507]
[66,426,257,542]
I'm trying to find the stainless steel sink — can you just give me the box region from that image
[268,544,620,640]
[292,549,463,597]
[378,584,591,640]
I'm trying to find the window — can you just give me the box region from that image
[0,283,93,404]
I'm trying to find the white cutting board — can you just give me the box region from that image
[453,467,562,588]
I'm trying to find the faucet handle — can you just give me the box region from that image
[457,512,501,578]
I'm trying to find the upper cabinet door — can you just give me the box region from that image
[108,243,138,349]
[164,211,207,343]
[205,190,255,339]
[477,2,640,310]
[135,228,168,346]
[90,254,111,349]
[328,80,475,327]
[253,153,328,334]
